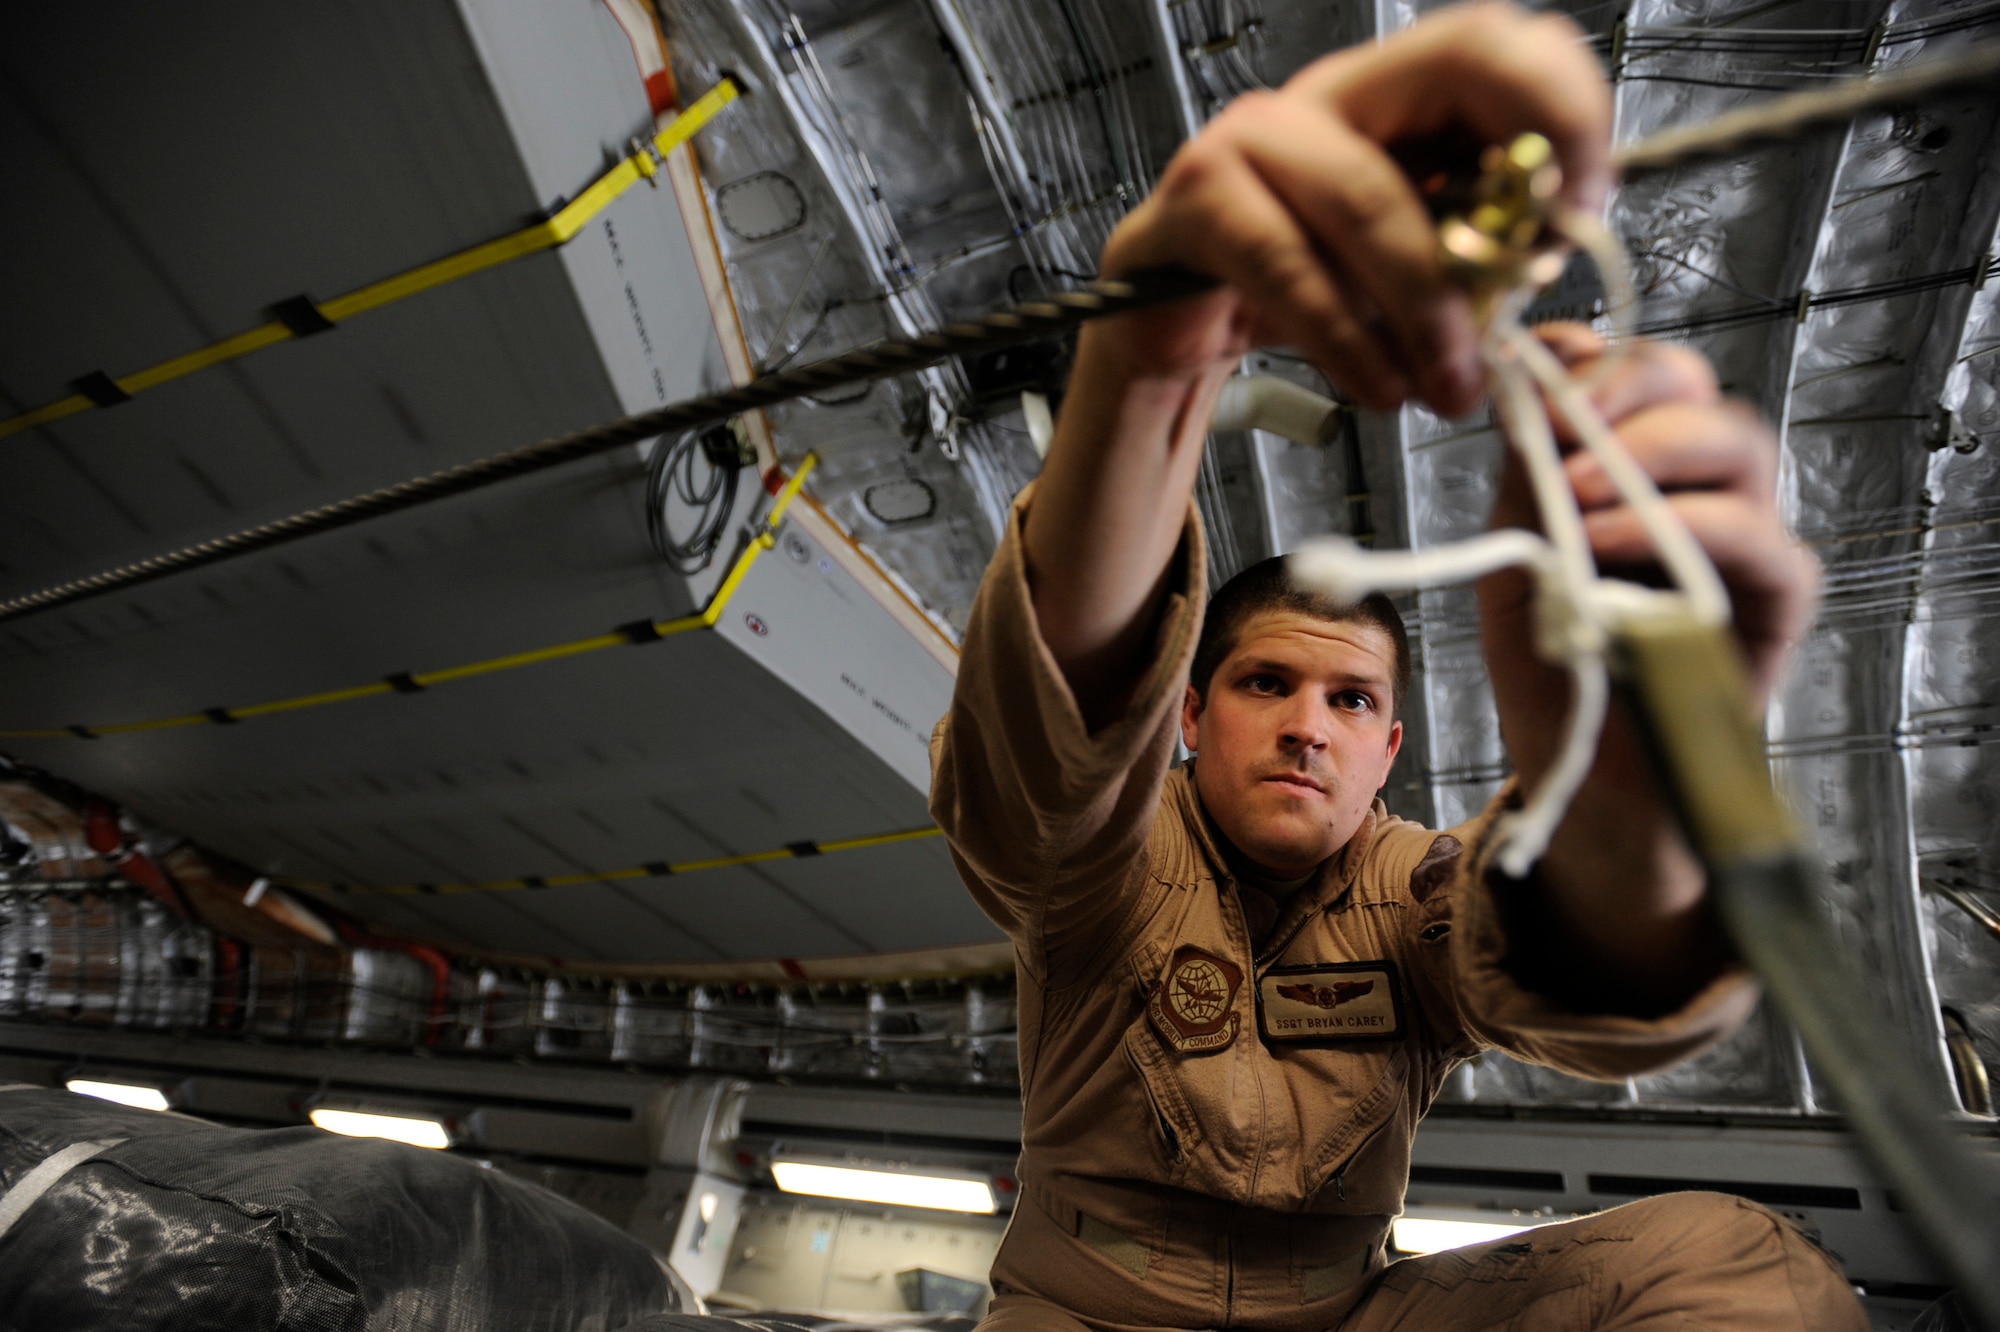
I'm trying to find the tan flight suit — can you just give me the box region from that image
[929,491,1866,1332]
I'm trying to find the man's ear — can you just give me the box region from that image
[1180,683,1203,754]
[1376,720,1404,791]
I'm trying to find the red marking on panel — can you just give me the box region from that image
[644,71,677,116]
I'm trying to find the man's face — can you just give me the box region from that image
[1181,610,1403,880]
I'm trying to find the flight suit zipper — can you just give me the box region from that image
[1254,904,1322,971]
[1223,1201,1238,1327]
[1216,873,1270,1201]
[1326,1112,1395,1205]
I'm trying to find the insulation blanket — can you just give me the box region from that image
[0,1086,680,1332]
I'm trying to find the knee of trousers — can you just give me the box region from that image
[1604,1190,1800,1256]
[1603,1192,1855,1288]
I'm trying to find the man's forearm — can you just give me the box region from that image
[1530,713,1729,1012]
[1023,323,1227,731]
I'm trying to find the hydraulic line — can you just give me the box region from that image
[0,41,1994,631]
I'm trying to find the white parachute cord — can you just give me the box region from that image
[1483,328,1613,875]
[1551,204,1639,382]
[1485,334,1597,619]
[1494,651,1611,878]
[1508,329,1732,626]
[1287,529,1555,603]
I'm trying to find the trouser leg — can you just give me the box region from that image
[1338,1191,1867,1331]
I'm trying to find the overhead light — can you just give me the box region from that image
[1391,1214,1542,1256]
[66,1079,171,1112]
[309,1108,452,1150]
[771,1160,996,1214]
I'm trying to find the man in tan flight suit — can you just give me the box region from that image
[928,5,1867,1329]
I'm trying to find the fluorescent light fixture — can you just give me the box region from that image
[66,1079,171,1112]
[309,1107,451,1150]
[771,1160,996,1214]
[1391,1215,1538,1255]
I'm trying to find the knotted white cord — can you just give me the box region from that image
[1288,209,1731,875]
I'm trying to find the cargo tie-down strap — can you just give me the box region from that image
[0,79,740,442]
[0,1136,127,1241]
[0,453,816,741]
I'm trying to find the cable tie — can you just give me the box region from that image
[785,841,823,858]
[618,619,665,644]
[203,707,238,726]
[269,295,336,338]
[643,861,673,877]
[384,672,425,694]
[69,372,130,408]
[66,724,97,740]
[521,875,548,889]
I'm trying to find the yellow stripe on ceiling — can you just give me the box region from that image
[0,450,813,741]
[0,80,739,441]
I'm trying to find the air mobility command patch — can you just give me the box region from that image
[1257,961,1404,1043]
[1148,946,1242,1054]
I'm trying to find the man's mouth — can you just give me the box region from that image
[1262,773,1325,794]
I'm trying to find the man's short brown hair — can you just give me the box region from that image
[1189,556,1411,716]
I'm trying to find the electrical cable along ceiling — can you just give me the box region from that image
[0,0,1997,1135]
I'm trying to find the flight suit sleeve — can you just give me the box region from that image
[1413,792,1760,1080]
[929,482,1206,985]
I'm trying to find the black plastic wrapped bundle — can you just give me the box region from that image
[0,1087,682,1331]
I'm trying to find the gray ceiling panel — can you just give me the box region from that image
[0,258,634,593]
[749,839,994,955]
[0,0,984,964]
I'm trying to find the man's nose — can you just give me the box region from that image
[1278,695,1332,750]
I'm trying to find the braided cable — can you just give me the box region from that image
[0,273,1215,623]
[4,42,1997,624]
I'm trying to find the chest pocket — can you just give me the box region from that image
[1118,941,1412,1211]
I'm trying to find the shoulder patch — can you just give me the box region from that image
[1147,946,1242,1054]
[1409,835,1463,904]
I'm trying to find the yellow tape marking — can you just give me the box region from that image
[412,630,630,688]
[228,681,399,719]
[292,820,941,897]
[816,827,946,854]
[0,81,739,440]
[91,712,217,736]
[0,396,94,438]
[0,447,817,740]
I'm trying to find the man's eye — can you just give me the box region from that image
[1243,674,1282,694]
[1334,691,1373,712]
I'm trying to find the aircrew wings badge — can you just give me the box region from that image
[1257,961,1404,1043]
[1148,946,1242,1054]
